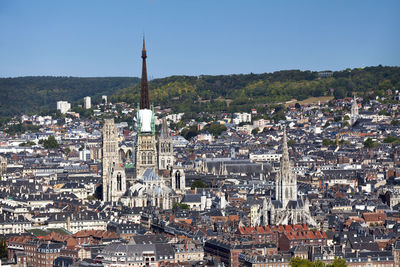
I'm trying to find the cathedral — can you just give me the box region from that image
[262,129,316,226]
[102,38,185,208]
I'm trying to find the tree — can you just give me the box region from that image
[333,87,345,99]
[251,127,260,135]
[364,138,377,148]
[87,195,96,201]
[64,147,71,155]
[287,139,296,146]
[290,257,312,267]
[172,202,190,210]
[383,135,400,144]
[181,126,198,140]
[378,109,390,116]
[334,116,342,122]
[203,122,227,138]
[0,238,7,259]
[43,136,59,149]
[326,258,347,267]
[191,180,206,189]
[322,138,334,147]
[391,120,400,126]
[290,257,346,267]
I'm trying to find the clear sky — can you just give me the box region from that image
[0,0,399,78]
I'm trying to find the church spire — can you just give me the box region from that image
[140,36,150,109]
[282,127,289,164]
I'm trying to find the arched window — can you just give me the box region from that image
[147,153,152,164]
[141,153,146,164]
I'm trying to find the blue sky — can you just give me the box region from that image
[0,0,399,78]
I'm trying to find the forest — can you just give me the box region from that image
[112,65,400,113]
[0,66,398,117]
[0,76,139,116]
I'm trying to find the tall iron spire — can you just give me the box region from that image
[140,36,150,109]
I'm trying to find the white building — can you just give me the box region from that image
[83,96,91,109]
[56,101,71,114]
[166,113,184,123]
[249,153,282,163]
[102,95,108,104]
[233,112,252,125]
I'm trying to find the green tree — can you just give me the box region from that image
[378,109,390,116]
[251,127,260,135]
[322,138,334,147]
[287,139,296,146]
[364,138,377,148]
[333,87,346,99]
[383,135,400,144]
[289,257,325,267]
[0,238,7,259]
[87,195,96,201]
[191,180,206,189]
[203,122,227,138]
[43,136,59,149]
[172,202,190,210]
[391,120,400,126]
[181,126,198,140]
[64,147,71,155]
[326,258,347,267]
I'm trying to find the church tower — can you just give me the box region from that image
[350,95,359,126]
[136,37,157,178]
[276,128,297,208]
[158,118,174,170]
[102,118,126,203]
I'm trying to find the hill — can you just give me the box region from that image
[112,66,400,113]
[0,66,398,117]
[0,76,139,116]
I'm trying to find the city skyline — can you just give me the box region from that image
[0,0,399,78]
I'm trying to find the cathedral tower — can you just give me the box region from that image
[158,118,174,170]
[102,118,126,203]
[350,95,359,126]
[136,37,157,178]
[276,128,297,208]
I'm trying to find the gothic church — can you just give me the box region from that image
[262,129,316,226]
[102,38,185,208]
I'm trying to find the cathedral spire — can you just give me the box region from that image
[282,127,289,164]
[140,36,150,109]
